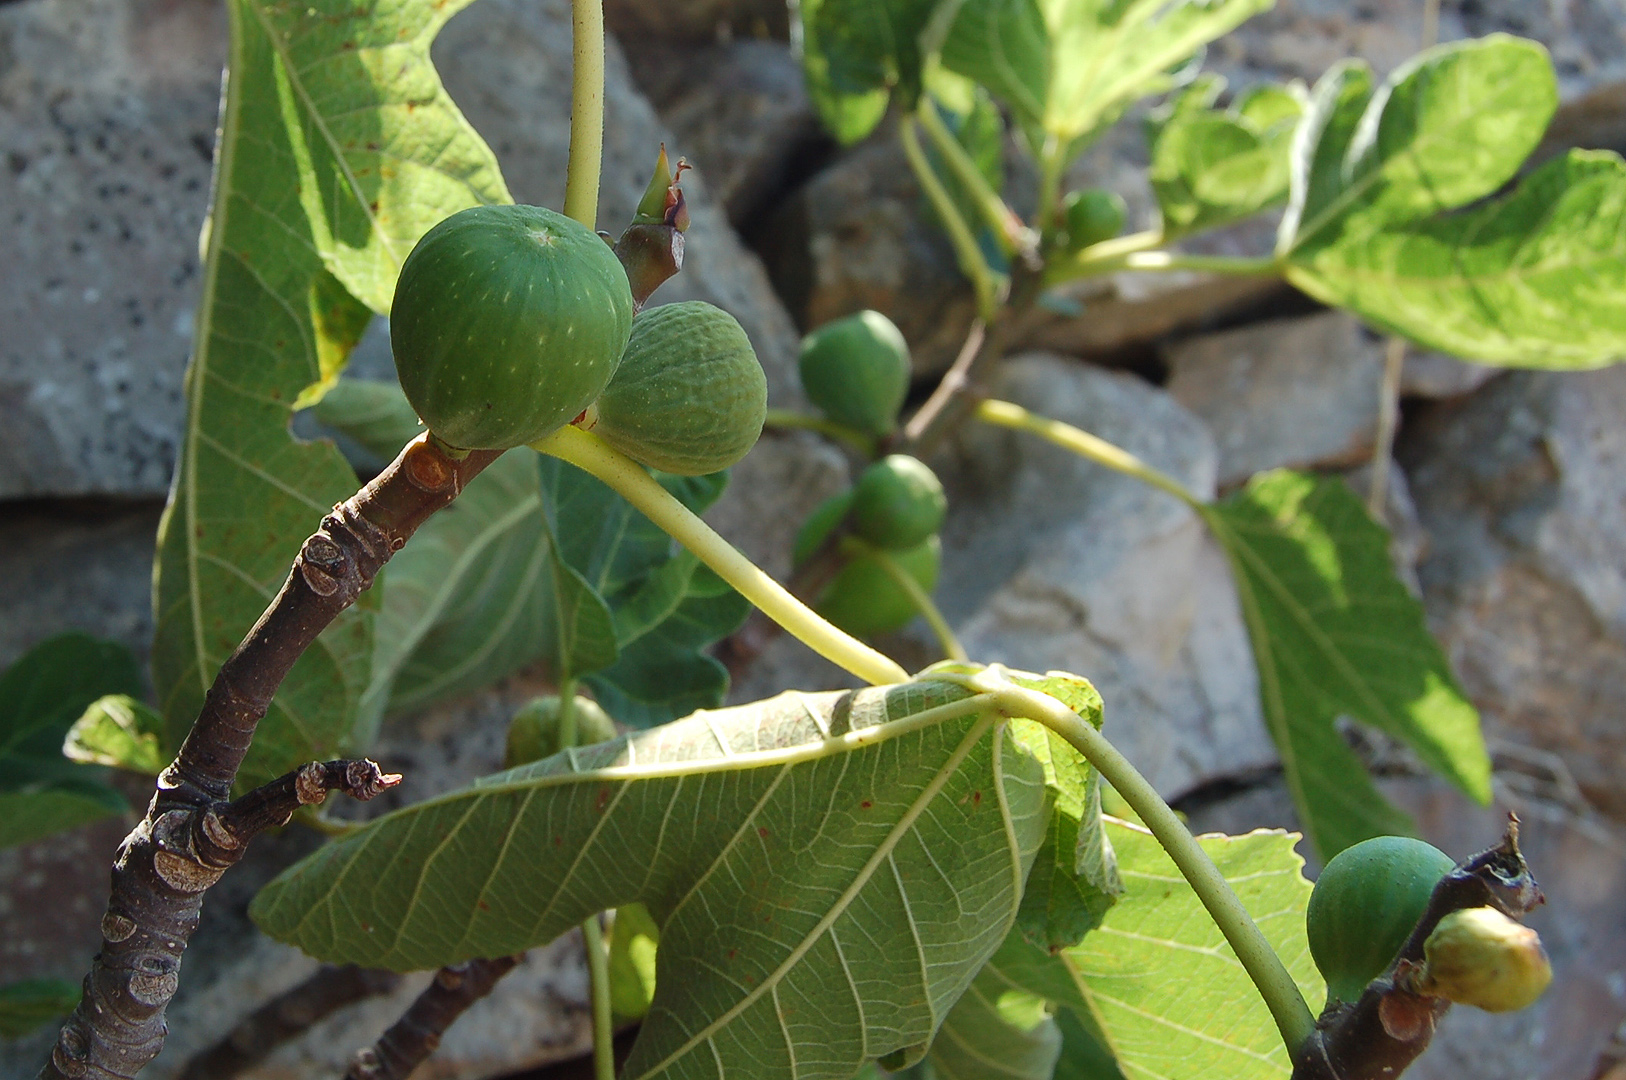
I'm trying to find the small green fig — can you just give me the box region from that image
[1306,836,1456,1006]
[391,204,634,450]
[1418,906,1551,1012]
[1059,189,1127,251]
[504,695,618,767]
[849,455,947,551]
[797,310,911,438]
[588,301,767,475]
[794,491,941,637]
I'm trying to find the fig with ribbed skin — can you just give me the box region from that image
[504,695,618,767]
[588,301,767,475]
[1306,835,1456,1006]
[390,204,634,450]
[850,455,947,551]
[798,310,911,438]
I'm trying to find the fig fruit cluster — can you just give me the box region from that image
[793,456,947,638]
[391,204,766,475]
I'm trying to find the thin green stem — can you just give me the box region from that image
[763,408,877,457]
[1034,134,1067,247]
[917,97,1035,260]
[553,673,614,1080]
[1041,228,1163,284]
[582,915,616,1080]
[844,537,967,662]
[532,425,909,686]
[1121,251,1281,276]
[974,399,1201,508]
[900,113,1000,322]
[988,680,1317,1056]
[564,0,605,227]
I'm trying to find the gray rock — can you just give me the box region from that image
[1213,0,1626,106]
[1401,367,1626,822]
[758,132,981,376]
[605,0,788,41]
[0,0,221,499]
[624,38,824,230]
[935,353,1278,800]
[1164,311,1385,489]
[1402,350,1502,400]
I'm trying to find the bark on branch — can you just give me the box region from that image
[344,956,523,1080]
[42,435,500,1080]
[1291,816,1545,1080]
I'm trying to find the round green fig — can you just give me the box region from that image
[1059,189,1126,251]
[1418,906,1551,1012]
[504,695,618,767]
[798,310,911,438]
[793,491,941,637]
[1306,836,1456,1006]
[849,455,947,551]
[588,301,767,475]
[390,204,634,450]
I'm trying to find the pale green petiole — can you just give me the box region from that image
[531,425,909,687]
[763,408,877,457]
[900,113,1001,322]
[564,0,605,228]
[952,667,1318,1056]
[975,399,1202,508]
[916,96,1035,260]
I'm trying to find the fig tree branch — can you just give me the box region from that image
[1292,818,1544,1080]
[41,434,500,1080]
[344,956,523,1080]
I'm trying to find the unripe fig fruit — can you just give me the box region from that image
[794,492,941,637]
[504,695,618,767]
[589,301,767,475]
[391,204,634,450]
[1306,835,1456,1005]
[1419,906,1551,1012]
[850,455,947,551]
[797,310,911,438]
[1059,189,1127,251]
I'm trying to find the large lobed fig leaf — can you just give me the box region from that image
[1279,36,1626,369]
[252,674,1110,1078]
[152,0,507,788]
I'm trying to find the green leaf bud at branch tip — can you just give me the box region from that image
[614,147,691,309]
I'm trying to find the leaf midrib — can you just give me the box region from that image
[630,711,1000,1079]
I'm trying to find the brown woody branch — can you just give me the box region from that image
[42,435,500,1080]
[178,965,403,1080]
[1291,816,1545,1080]
[345,956,524,1080]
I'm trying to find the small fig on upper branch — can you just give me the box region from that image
[391,204,634,450]
[797,310,912,439]
[849,455,947,551]
[1058,188,1127,252]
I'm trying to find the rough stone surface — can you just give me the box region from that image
[1183,773,1626,1080]
[1401,367,1626,822]
[605,0,788,41]
[624,38,825,230]
[1164,311,1385,489]
[1402,350,1502,400]
[1213,0,1626,106]
[0,0,220,498]
[759,132,982,376]
[933,353,1278,800]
